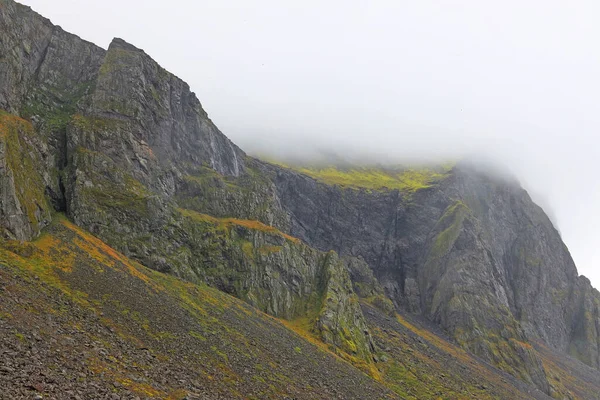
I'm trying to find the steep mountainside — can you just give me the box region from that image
[269,162,600,372]
[6,215,595,399]
[0,217,394,399]
[1,1,600,398]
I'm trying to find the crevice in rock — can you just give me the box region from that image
[46,119,70,213]
[45,175,66,213]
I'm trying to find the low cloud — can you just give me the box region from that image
[21,0,600,287]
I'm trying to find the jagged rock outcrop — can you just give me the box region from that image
[267,161,600,391]
[0,112,50,239]
[91,38,244,178]
[0,0,374,366]
[314,252,375,361]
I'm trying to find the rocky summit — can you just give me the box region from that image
[1,1,600,399]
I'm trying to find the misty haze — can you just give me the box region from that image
[20,0,599,288]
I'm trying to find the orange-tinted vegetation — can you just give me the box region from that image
[178,208,300,243]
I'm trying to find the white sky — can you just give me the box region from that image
[18,0,600,288]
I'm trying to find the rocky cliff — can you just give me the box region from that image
[1,0,599,397]
[0,0,375,369]
[269,162,600,390]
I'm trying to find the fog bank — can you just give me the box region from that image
[19,0,600,288]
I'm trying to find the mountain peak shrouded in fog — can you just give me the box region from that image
[19,0,598,288]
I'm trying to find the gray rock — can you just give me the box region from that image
[2,0,599,396]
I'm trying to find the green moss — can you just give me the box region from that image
[0,111,50,234]
[21,82,93,133]
[257,245,283,255]
[14,331,25,342]
[176,161,290,230]
[176,208,298,244]
[269,163,453,192]
[385,361,421,398]
[188,331,207,342]
[73,147,151,217]
[241,241,254,259]
[517,247,542,267]
[550,288,568,305]
[364,295,395,316]
[210,345,229,362]
[429,201,469,259]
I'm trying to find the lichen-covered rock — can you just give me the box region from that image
[268,161,600,393]
[0,0,54,114]
[91,38,244,178]
[0,111,51,239]
[568,276,600,369]
[170,209,376,362]
[315,252,376,361]
[174,158,290,230]
[346,256,395,315]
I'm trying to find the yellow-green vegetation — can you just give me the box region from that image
[363,294,396,316]
[421,201,470,307]
[99,46,135,77]
[368,309,535,400]
[517,247,543,267]
[74,147,152,216]
[429,201,469,259]
[550,288,568,305]
[449,302,544,388]
[537,341,600,400]
[0,215,391,399]
[70,114,127,133]
[20,82,93,133]
[0,215,158,296]
[177,208,299,243]
[279,255,380,380]
[175,161,291,232]
[0,110,50,234]
[274,163,454,192]
[282,313,382,382]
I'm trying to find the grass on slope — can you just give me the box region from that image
[535,340,600,400]
[269,161,454,192]
[0,215,394,399]
[361,303,551,400]
[177,208,300,243]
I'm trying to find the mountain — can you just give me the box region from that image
[1,0,599,398]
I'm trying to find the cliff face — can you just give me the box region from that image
[0,111,50,239]
[0,0,374,368]
[268,162,600,387]
[1,0,600,396]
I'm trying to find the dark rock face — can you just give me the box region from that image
[91,38,244,178]
[1,1,371,363]
[0,112,51,239]
[2,0,600,395]
[0,0,54,114]
[269,161,600,386]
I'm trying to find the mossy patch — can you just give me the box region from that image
[0,110,50,236]
[177,208,299,244]
[175,161,290,231]
[270,162,453,193]
[429,201,469,259]
[72,147,152,217]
